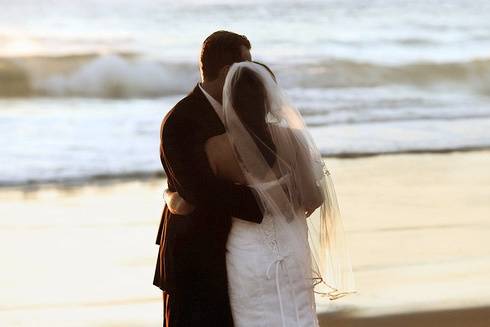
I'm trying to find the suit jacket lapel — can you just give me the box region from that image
[188,84,226,135]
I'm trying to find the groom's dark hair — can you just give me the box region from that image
[200,30,251,81]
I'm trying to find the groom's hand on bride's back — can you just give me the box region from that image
[164,188,195,215]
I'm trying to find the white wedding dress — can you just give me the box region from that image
[221,61,355,326]
[226,175,319,327]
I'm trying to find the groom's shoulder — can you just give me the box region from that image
[160,89,199,131]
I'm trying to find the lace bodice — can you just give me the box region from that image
[253,173,291,255]
[227,172,318,327]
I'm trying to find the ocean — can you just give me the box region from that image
[1,0,490,186]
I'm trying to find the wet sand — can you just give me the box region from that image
[1,151,489,326]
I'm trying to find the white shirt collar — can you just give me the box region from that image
[198,83,224,123]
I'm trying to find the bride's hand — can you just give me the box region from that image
[164,189,195,215]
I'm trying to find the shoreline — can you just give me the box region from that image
[2,147,489,192]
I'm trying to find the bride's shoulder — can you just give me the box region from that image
[269,124,303,142]
[268,123,287,134]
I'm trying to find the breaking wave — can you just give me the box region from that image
[1,53,489,98]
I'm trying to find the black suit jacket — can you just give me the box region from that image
[153,84,264,325]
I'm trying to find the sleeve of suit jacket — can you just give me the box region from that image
[161,114,264,224]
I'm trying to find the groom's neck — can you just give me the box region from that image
[200,80,223,104]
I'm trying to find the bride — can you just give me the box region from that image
[165,61,355,326]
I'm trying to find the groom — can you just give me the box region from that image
[153,31,264,327]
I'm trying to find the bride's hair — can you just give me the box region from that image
[252,60,276,82]
[231,64,277,169]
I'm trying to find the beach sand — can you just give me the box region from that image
[1,151,489,326]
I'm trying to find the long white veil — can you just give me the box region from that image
[222,61,356,300]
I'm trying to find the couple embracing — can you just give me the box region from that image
[153,30,355,327]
